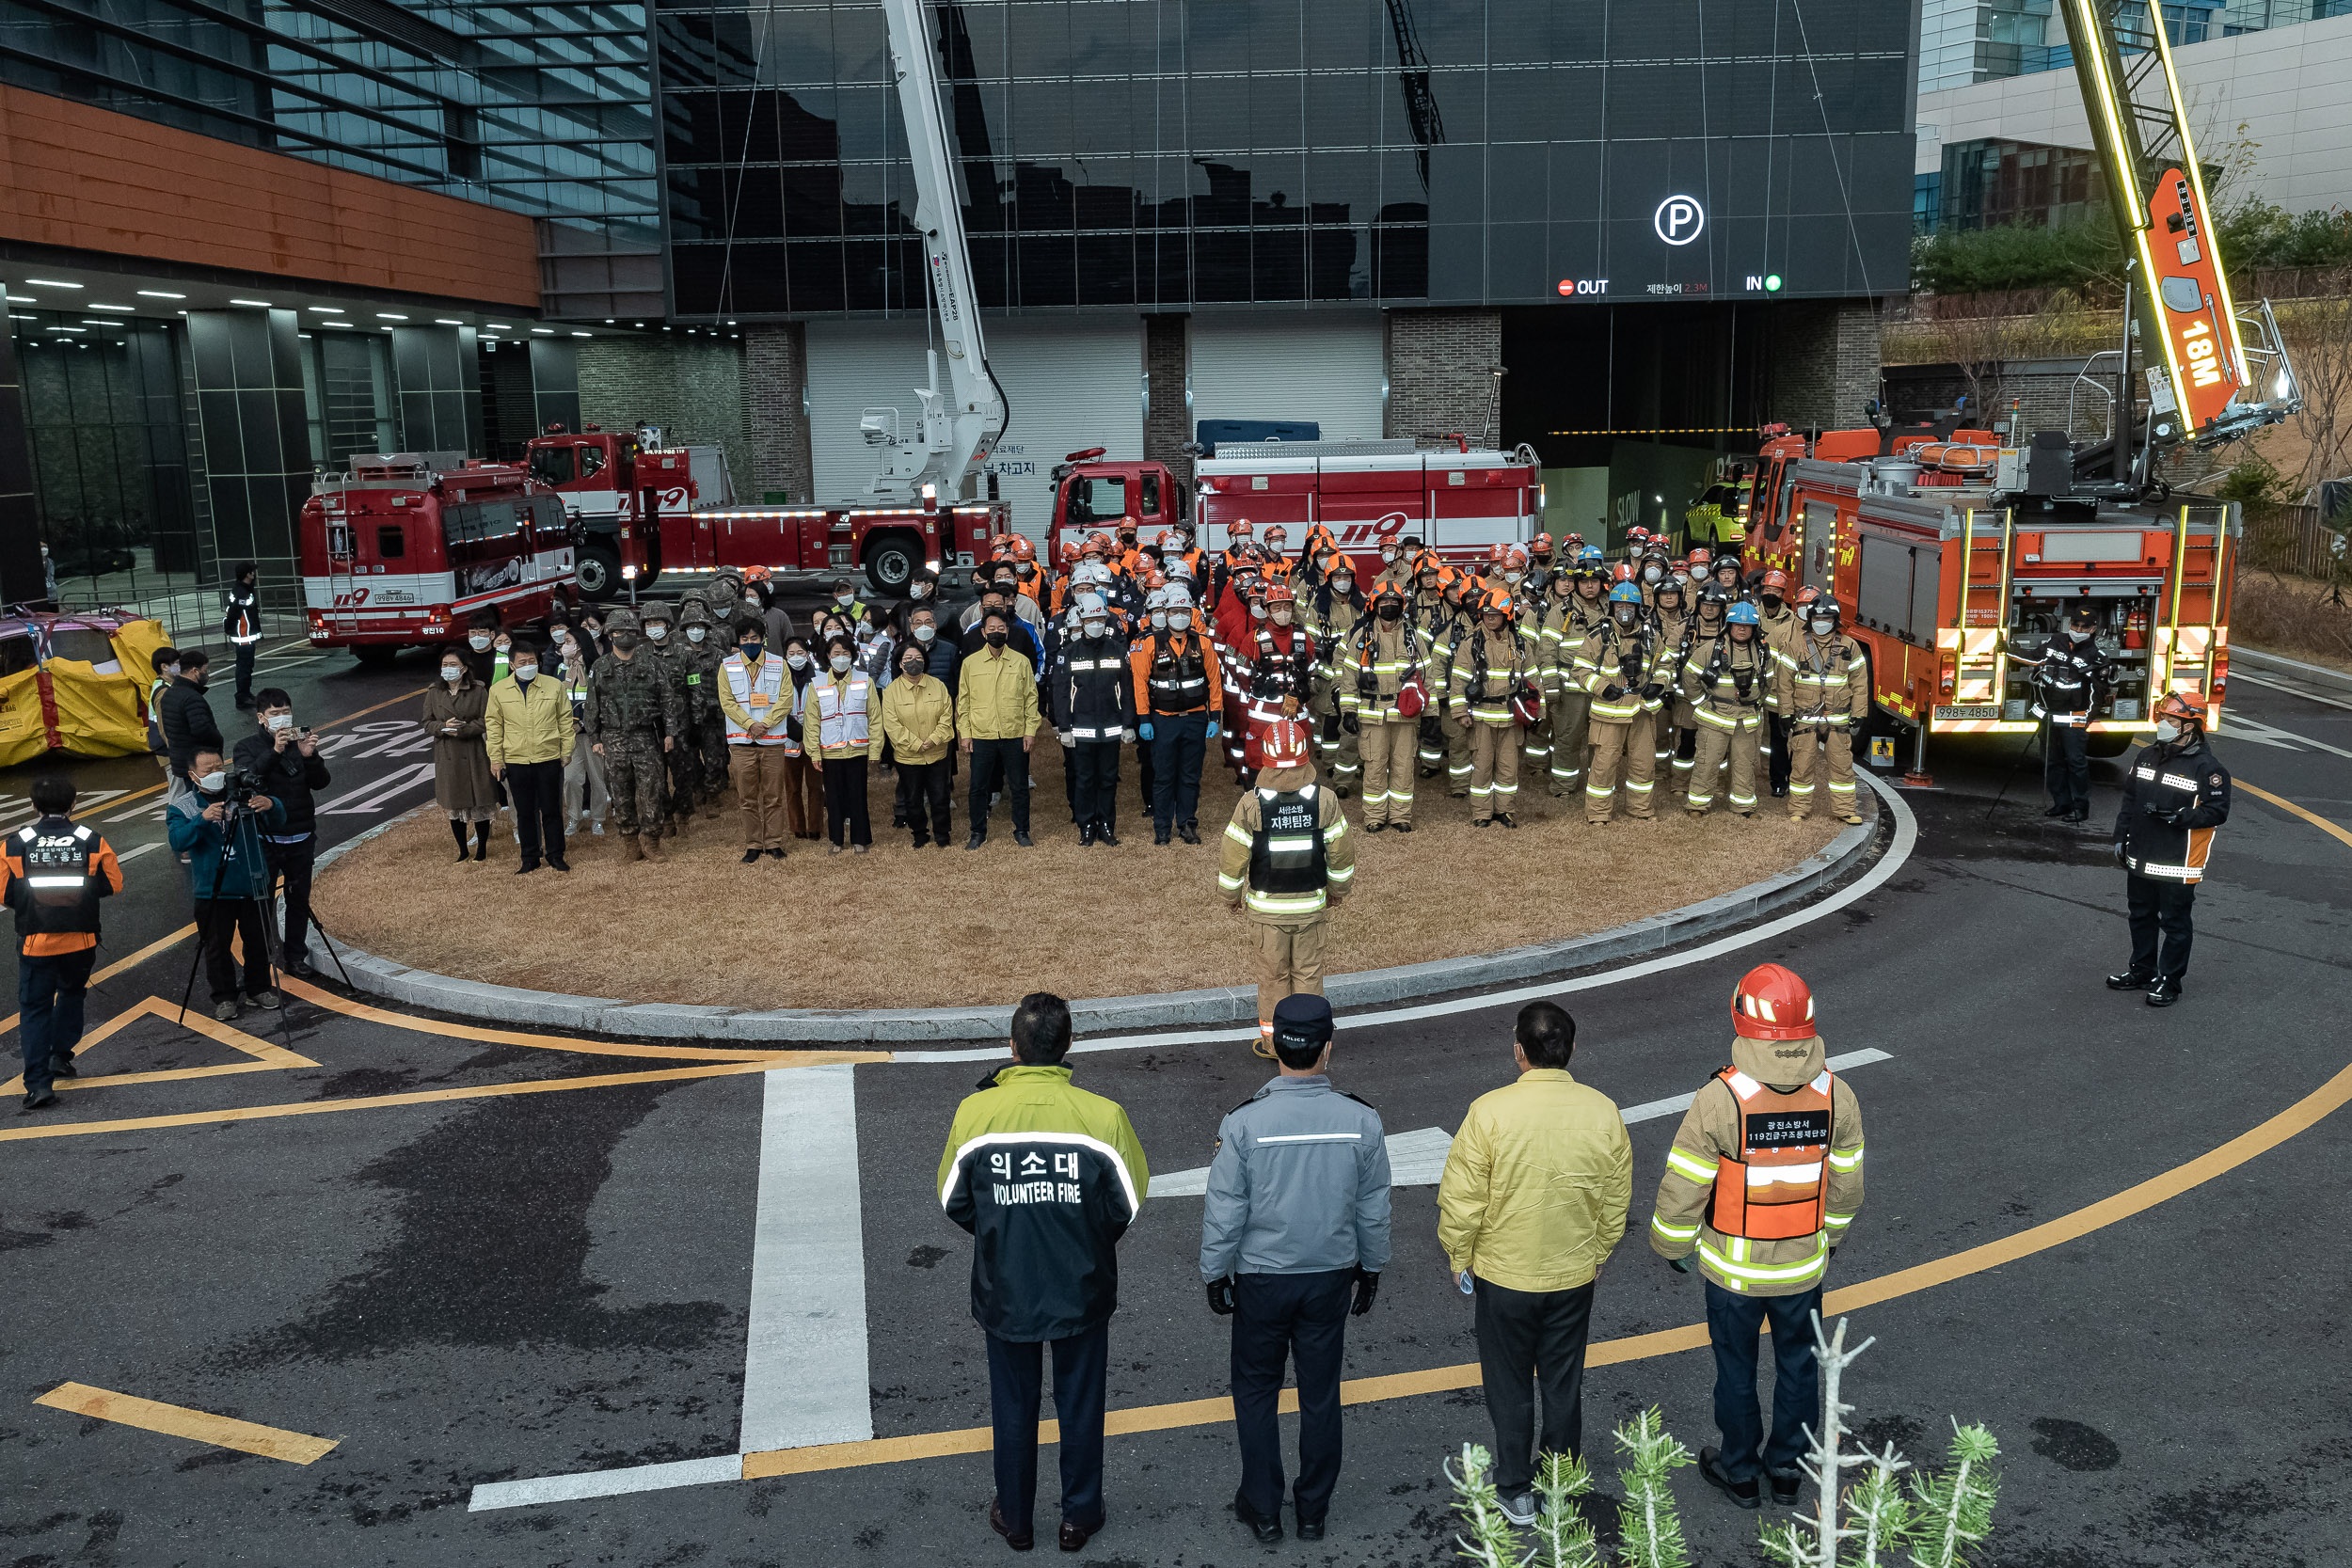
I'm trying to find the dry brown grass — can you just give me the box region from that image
[315,742,1844,1011]
[2234,570,2352,673]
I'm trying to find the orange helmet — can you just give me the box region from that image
[1531,531,1555,557]
[741,563,772,583]
[1143,568,1167,590]
[1687,547,1711,570]
[1370,582,1406,611]
[1732,962,1817,1041]
[1504,547,1529,571]
[1057,541,1079,566]
[1011,537,1036,562]
[1155,528,1184,549]
[1612,562,1637,584]
[1480,589,1514,618]
[2154,690,2205,728]
[1263,524,1288,546]
[1793,585,1820,608]
[1762,568,1790,591]
[1262,715,1312,769]
[1263,581,1295,607]
[1229,518,1254,538]
[1488,542,1508,563]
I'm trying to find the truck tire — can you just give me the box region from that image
[864,531,922,596]
[576,542,622,599]
[352,644,398,666]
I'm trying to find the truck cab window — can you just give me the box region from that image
[1140,474,1161,517]
[530,446,574,486]
[578,443,606,480]
[376,525,405,560]
[1073,475,1125,525]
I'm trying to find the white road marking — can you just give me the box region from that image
[1148,1050,1894,1197]
[899,774,1920,1063]
[2218,714,2352,760]
[739,1063,873,1453]
[468,1453,744,1513]
[2,790,127,828]
[316,762,437,816]
[2231,671,2352,714]
[114,842,164,863]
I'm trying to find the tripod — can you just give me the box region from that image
[176,802,301,1054]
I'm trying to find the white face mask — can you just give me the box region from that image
[1151,610,1168,630]
[1252,604,1269,620]
[495,641,512,655]
[787,653,809,670]
[830,653,852,673]
[1503,571,1522,585]
[686,626,707,643]
[1643,564,1663,583]
[2153,720,2181,743]
[441,665,463,682]
[834,593,853,607]
[514,664,538,682]
[468,633,491,650]
[199,770,227,793]
[2070,626,2094,641]
[265,713,294,731]
[910,581,930,598]
[914,624,936,643]
[1084,620,1107,638]
[1381,547,1398,562]
[647,624,667,641]
[1273,609,1294,626]
[1811,618,1836,636]
[164,663,182,677]
[1332,576,1355,594]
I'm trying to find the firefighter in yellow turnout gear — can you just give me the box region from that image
[1575,583,1677,824]
[1305,557,1367,799]
[1339,584,1431,832]
[1774,596,1869,824]
[1649,963,1865,1507]
[1448,591,1536,827]
[1534,548,1609,799]
[1218,712,1355,1055]
[1682,600,1770,816]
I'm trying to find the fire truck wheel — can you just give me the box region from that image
[864,532,922,596]
[576,543,623,599]
[352,645,398,666]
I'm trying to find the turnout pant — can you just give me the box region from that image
[1786,724,1855,819]
[1253,915,1327,1041]
[194,896,270,1002]
[17,947,96,1098]
[2126,871,2198,982]
[1317,691,1360,794]
[1231,1270,1354,1525]
[1547,689,1591,798]
[1468,721,1520,821]
[2043,716,2091,815]
[262,836,317,967]
[967,738,1031,837]
[896,757,953,845]
[1704,1280,1822,1485]
[1358,718,1419,827]
[729,746,790,850]
[820,754,872,847]
[1585,719,1655,822]
[1147,712,1209,831]
[1072,740,1120,832]
[1687,711,1763,815]
[986,1323,1108,1539]
[506,758,565,867]
[1446,706,1474,795]
[1473,1276,1597,1493]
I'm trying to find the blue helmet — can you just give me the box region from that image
[1725,601,1761,626]
[1578,546,1605,565]
[1607,582,1645,605]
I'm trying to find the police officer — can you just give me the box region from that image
[1217,715,1355,1056]
[1200,993,1390,1545]
[2107,691,2231,1006]
[5,777,123,1110]
[2025,603,2112,823]
[582,607,683,862]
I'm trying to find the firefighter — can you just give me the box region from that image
[1261,524,1295,585]
[1577,582,1671,825]
[638,599,697,834]
[1307,555,1367,797]
[1340,584,1428,833]
[1450,590,1536,827]
[1523,532,1556,597]
[1374,535,1415,594]
[1132,589,1224,846]
[1244,583,1318,774]
[223,561,262,710]
[1682,602,1771,817]
[1217,713,1354,1058]
[2107,690,2231,1007]
[1678,584,1736,800]
[1757,571,1798,799]
[1052,593,1136,847]
[2023,603,2113,824]
[1406,558,1454,780]
[1649,575,1692,795]
[1681,547,1711,594]
[1436,574,1481,798]
[1774,595,1868,825]
[1649,963,1866,1512]
[678,599,730,821]
[1535,549,1608,800]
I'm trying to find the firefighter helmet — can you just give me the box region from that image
[1652,577,1685,608]
[1607,582,1645,606]
[1229,518,1254,538]
[1058,541,1079,566]
[1612,562,1638,584]
[1732,962,1817,1040]
[1793,585,1820,608]
[1565,532,1586,549]
[2154,690,2205,729]
[1487,542,1508,563]
[1479,589,1513,619]
[1010,537,1036,562]
[1263,524,1288,547]
[1263,715,1312,769]
[1762,568,1791,592]
[1504,546,1529,571]
[1531,531,1555,558]
[1725,601,1762,626]
[1143,568,1167,591]
[1807,596,1842,624]
[1155,528,1183,550]
[1264,581,1295,606]
[1370,582,1406,610]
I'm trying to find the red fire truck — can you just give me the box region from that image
[299,452,578,659]
[523,425,699,597]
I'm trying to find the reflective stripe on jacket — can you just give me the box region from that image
[805,673,881,760]
[1200,1075,1392,1279]
[2115,736,2231,882]
[719,651,795,748]
[1217,768,1353,921]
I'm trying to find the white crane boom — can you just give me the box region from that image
[866,0,1007,502]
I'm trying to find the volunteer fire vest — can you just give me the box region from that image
[1708,1067,1835,1242]
[10,819,102,940]
[1247,786,1328,918]
[1147,634,1210,712]
[723,651,793,748]
[813,673,873,752]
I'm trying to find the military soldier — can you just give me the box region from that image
[637,599,696,834]
[678,597,731,820]
[583,607,684,862]
[1217,714,1355,1057]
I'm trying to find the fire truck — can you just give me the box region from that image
[522,424,703,598]
[299,452,578,658]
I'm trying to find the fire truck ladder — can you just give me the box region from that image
[2058,0,2300,447]
[1384,0,1443,188]
[1937,506,2019,731]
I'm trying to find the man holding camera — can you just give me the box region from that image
[5,777,123,1111]
[233,689,330,977]
[167,749,285,1021]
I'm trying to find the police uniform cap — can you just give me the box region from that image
[1271,993,1334,1051]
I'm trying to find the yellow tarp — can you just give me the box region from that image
[0,667,44,768]
[112,619,170,693]
[44,657,151,757]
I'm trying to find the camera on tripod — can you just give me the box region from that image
[214,765,266,814]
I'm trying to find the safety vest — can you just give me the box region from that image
[812,673,872,753]
[1248,626,1311,706]
[1708,1067,1835,1242]
[1146,634,1210,712]
[563,662,590,720]
[723,651,793,749]
[1246,786,1328,917]
[226,589,261,645]
[9,819,102,940]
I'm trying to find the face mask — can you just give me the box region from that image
[829,653,852,673]
[1381,547,1398,562]
[2070,626,2094,642]
[469,633,491,650]
[165,663,182,678]
[913,624,936,643]
[1761,594,1782,611]
[548,629,568,645]
[739,641,764,660]
[1273,609,1293,626]
[834,593,853,607]
[266,713,294,731]
[2153,720,2181,743]
[1811,618,1836,636]
[787,653,809,670]
[1503,571,1522,586]
[584,622,602,637]
[1614,607,1637,625]
[985,630,1008,648]
[1019,563,1036,578]
[1084,619,1107,638]
[1643,564,1662,583]
[441,664,463,682]
[495,641,512,655]
[1150,610,1169,630]
[647,625,668,641]
[199,770,227,793]
[1377,602,1402,622]
[1252,604,1269,620]
[611,632,641,652]
[901,660,925,680]
[911,581,930,598]
[1332,576,1355,594]
[514,664,538,682]
[687,626,707,643]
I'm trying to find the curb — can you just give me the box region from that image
[309,791,1891,1044]
[2233,646,2352,697]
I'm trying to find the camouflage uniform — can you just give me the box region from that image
[678,598,731,819]
[582,607,685,854]
[639,600,698,831]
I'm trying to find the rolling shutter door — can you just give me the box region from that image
[805,317,1143,542]
[1187,314,1385,441]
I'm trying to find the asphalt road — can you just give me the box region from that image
[0,632,2346,1568]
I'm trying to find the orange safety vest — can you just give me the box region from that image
[1708,1067,1834,1242]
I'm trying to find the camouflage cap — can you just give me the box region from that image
[639,598,677,624]
[679,598,712,625]
[602,607,642,635]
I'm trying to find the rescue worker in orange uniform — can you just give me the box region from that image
[1340,584,1429,832]
[1449,590,1537,827]
[2107,689,2232,1007]
[1260,525,1295,586]
[1649,963,1865,1512]
[1132,588,1224,846]
[1773,595,1868,824]
[1217,713,1354,1057]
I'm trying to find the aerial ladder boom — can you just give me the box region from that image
[870,0,1007,501]
[2057,0,2300,451]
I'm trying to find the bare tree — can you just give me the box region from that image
[2285,294,2352,499]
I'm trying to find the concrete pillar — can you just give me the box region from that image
[1145,314,1190,483]
[0,299,41,604]
[1767,300,1884,433]
[744,323,813,503]
[391,325,485,455]
[529,339,581,436]
[186,308,310,610]
[1385,309,1502,446]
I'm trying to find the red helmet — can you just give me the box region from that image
[1229,518,1255,538]
[1612,562,1637,584]
[1762,568,1790,591]
[1010,536,1036,562]
[1565,532,1586,549]
[1732,962,1817,1041]
[1504,546,1530,571]
[1687,547,1711,570]
[1263,716,1312,769]
[1530,531,1555,557]
[2154,690,2205,728]
[1793,585,1820,608]
[1263,524,1288,546]
[1263,581,1295,607]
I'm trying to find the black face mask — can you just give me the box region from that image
[611,631,641,652]
[1377,602,1403,622]
[984,630,1008,648]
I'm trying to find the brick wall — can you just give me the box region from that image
[1144,314,1189,481]
[1386,309,1502,444]
[1768,300,1884,432]
[578,335,751,493]
[744,324,813,502]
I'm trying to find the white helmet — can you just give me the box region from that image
[1074,591,1109,620]
[1074,560,1113,587]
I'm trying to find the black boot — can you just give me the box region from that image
[1176,820,1200,846]
[2146,977,2183,1006]
[473,822,490,862]
[452,819,472,862]
[2042,801,2070,817]
[1079,822,1095,847]
[1096,821,1120,847]
[2106,969,2154,990]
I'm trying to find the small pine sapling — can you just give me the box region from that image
[1904,1421,2000,1568]
[1840,1444,1917,1568]
[1447,1442,1534,1568]
[1529,1449,1603,1568]
[1613,1407,1695,1568]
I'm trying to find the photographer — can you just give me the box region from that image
[233,689,330,977]
[166,748,285,1022]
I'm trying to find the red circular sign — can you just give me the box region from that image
[1557,279,1574,296]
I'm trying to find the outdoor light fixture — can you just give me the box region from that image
[88,304,135,312]
[24,279,81,289]
[137,291,185,299]
[230,298,272,307]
